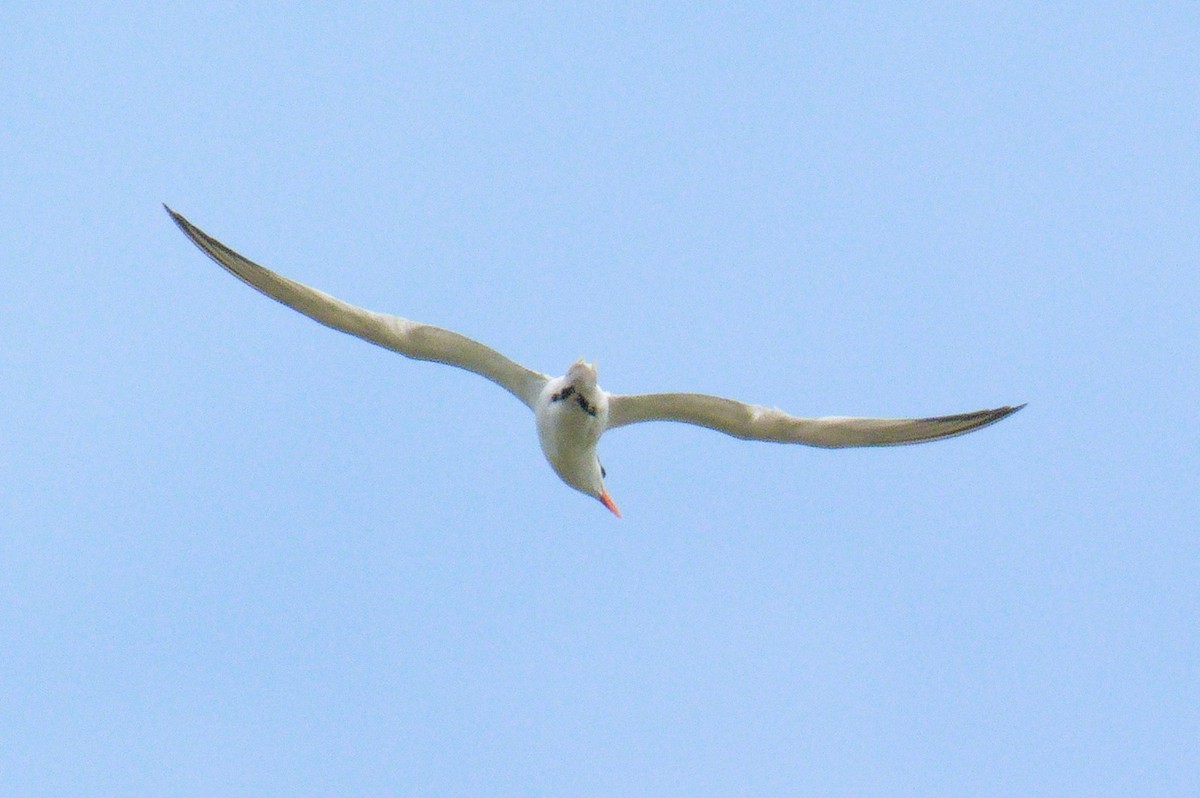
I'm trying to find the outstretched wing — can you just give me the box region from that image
[166,206,549,409]
[606,392,1023,447]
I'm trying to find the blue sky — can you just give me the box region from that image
[3,3,1196,795]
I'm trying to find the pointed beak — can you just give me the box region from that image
[599,489,622,518]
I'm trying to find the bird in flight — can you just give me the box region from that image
[166,206,1023,517]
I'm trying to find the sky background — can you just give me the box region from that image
[3,3,1197,796]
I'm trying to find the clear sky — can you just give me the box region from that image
[3,3,1196,796]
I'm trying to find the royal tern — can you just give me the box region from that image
[166,206,1023,517]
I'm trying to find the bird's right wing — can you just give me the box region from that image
[606,392,1023,447]
[166,207,549,409]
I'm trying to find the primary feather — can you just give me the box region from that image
[606,392,1023,447]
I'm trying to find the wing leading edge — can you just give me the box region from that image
[606,392,1023,447]
[165,207,549,408]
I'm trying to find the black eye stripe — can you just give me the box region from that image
[551,385,597,416]
[575,394,597,416]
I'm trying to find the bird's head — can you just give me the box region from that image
[544,359,618,516]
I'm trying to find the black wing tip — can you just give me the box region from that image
[904,402,1025,445]
[996,402,1027,419]
[163,206,241,274]
[924,403,1024,426]
[977,403,1025,436]
[164,205,207,247]
[962,403,1026,436]
[163,204,195,236]
[163,206,230,257]
[976,403,1026,427]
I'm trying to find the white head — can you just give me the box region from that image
[566,359,619,516]
[535,358,621,517]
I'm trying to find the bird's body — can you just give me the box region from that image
[165,206,1023,516]
[534,361,619,514]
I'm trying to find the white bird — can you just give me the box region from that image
[166,207,1023,517]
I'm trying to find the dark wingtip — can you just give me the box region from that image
[163,206,210,250]
[976,403,1025,432]
[987,404,1025,424]
[162,206,226,267]
[163,204,189,232]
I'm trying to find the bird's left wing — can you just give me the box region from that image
[166,207,549,409]
[606,391,1023,447]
